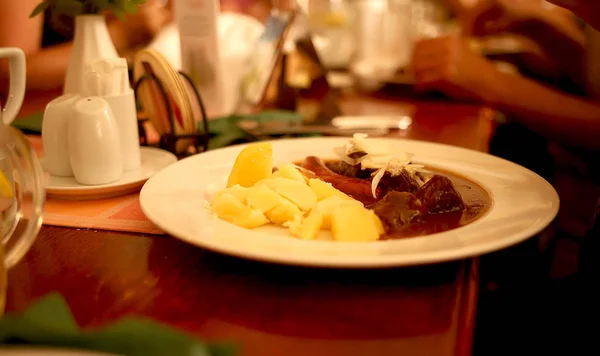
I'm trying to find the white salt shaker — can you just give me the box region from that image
[42,94,81,177]
[68,97,123,185]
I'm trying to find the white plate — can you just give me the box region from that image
[44,147,177,200]
[0,348,117,356]
[140,138,559,268]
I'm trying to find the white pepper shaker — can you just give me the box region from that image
[68,97,123,185]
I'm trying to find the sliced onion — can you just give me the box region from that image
[371,163,388,199]
[333,145,358,165]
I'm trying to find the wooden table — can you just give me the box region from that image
[7,85,493,356]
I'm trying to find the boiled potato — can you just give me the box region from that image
[313,196,363,230]
[289,210,323,240]
[216,145,383,241]
[258,177,317,211]
[227,142,273,188]
[265,198,303,225]
[246,185,282,213]
[308,178,353,201]
[233,209,270,229]
[211,192,269,228]
[212,184,249,205]
[369,210,385,235]
[272,164,307,183]
[331,204,381,242]
[211,192,246,217]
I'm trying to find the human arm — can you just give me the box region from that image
[411,36,600,150]
[487,70,600,149]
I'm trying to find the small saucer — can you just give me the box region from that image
[44,147,177,200]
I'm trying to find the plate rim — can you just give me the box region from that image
[140,137,560,268]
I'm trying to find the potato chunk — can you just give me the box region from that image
[227,142,273,188]
[331,205,381,242]
[313,196,363,230]
[272,164,307,183]
[233,209,270,229]
[211,192,245,217]
[212,184,249,205]
[308,178,353,201]
[265,198,303,225]
[246,185,282,213]
[258,177,317,211]
[211,193,269,228]
[289,210,323,240]
[369,210,385,235]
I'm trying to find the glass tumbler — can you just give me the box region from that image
[0,47,46,316]
[306,0,356,69]
[0,121,46,315]
[350,0,412,86]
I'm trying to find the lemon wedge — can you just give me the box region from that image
[0,172,14,198]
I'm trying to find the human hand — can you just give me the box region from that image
[410,36,501,103]
[463,0,546,37]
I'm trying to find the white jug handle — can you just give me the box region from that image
[0,47,26,125]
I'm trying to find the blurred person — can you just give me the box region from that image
[411,1,591,187]
[411,1,600,353]
[0,0,172,97]
[410,0,600,150]
[412,0,600,256]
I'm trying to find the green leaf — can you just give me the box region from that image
[124,0,142,14]
[0,293,239,356]
[29,0,52,18]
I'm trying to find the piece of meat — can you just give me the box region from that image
[325,153,374,179]
[302,156,379,205]
[325,161,366,179]
[416,175,465,213]
[377,170,420,195]
[370,191,426,231]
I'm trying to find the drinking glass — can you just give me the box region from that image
[306,0,356,69]
[349,0,412,87]
[0,47,46,315]
[410,0,450,40]
[0,123,46,315]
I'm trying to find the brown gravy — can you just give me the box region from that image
[383,168,491,240]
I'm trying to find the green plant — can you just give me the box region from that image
[30,0,148,19]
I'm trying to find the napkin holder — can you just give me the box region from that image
[133,69,210,156]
